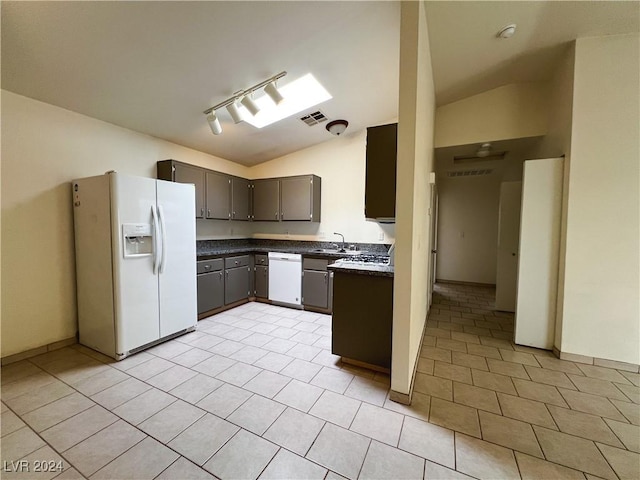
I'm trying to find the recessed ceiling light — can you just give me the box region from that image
[497,24,517,39]
[240,74,332,129]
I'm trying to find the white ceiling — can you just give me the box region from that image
[2,1,638,166]
[426,1,639,105]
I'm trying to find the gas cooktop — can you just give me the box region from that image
[338,254,390,265]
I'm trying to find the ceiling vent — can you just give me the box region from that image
[453,152,507,164]
[447,169,494,178]
[299,110,328,126]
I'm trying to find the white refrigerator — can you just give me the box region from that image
[72,172,197,360]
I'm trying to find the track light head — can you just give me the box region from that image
[226,101,244,124]
[207,111,222,135]
[241,94,260,116]
[264,81,284,105]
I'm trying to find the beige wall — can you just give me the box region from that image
[436,174,501,284]
[248,130,394,245]
[391,1,435,396]
[435,83,549,149]
[560,34,639,364]
[1,91,252,357]
[531,44,576,349]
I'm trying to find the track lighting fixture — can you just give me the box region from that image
[240,94,260,116]
[207,111,222,135]
[203,71,287,134]
[264,81,284,105]
[226,100,244,124]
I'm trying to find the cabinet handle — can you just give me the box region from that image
[275,212,278,219]
[281,211,283,220]
[226,271,229,278]
[219,271,223,279]
[208,209,211,216]
[234,260,239,265]
[324,272,328,284]
[204,265,211,270]
[200,208,204,216]
[233,211,236,218]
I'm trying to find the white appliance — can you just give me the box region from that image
[72,172,197,360]
[515,158,563,350]
[268,252,302,306]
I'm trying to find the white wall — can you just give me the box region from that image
[1,91,252,357]
[391,0,435,396]
[434,83,549,148]
[436,174,501,284]
[560,34,640,364]
[248,130,394,245]
[530,44,576,349]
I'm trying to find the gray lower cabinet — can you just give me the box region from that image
[224,255,251,305]
[332,271,393,369]
[206,171,231,220]
[255,265,268,298]
[197,259,224,314]
[302,257,332,312]
[302,270,329,309]
[252,179,280,221]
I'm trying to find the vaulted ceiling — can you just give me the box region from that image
[2,1,637,166]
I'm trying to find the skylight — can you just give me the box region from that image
[240,74,332,129]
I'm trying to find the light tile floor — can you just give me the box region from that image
[2,283,639,479]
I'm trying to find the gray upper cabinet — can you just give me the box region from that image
[157,160,206,218]
[206,171,231,220]
[231,177,251,221]
[365,123,397,220]
[252,178,280,221]
[280,175,321,222]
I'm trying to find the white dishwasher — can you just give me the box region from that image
[268,252,302,306]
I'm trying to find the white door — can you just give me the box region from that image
[515,158,563,349]
[156,180,197,337]
[111,173,160,353]
[495,181,522,312]
[428,183,439,305]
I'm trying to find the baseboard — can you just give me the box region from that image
[436,279,496,288]
[1,336,77,366]
[553,346,639,373]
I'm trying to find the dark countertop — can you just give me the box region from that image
[327,260,394,278]
[196,238,391,263]
[196,239,395,277]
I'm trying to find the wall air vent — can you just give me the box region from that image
[299,110,328,126]
[447,169,494,178]
[453,152,507,164]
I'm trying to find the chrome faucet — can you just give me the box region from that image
[333,232,346,252]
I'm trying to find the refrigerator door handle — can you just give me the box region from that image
[151,205,161,275]
[158,204,167,273]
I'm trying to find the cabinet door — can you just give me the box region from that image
[281,176,312,221]
[174,163,206,218]
[302,270,329,309]
[252,179,280,221]
[365,123,397,219]
[255,265,268,298]
[231,177,250,221]
[206,171,231,220]
[197,271,224,314]
[225,266,250,305]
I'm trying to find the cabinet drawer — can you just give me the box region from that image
[255,254,268,266]
[303,258,328,271]
[197,258,224,273]
[225,255,250,268]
